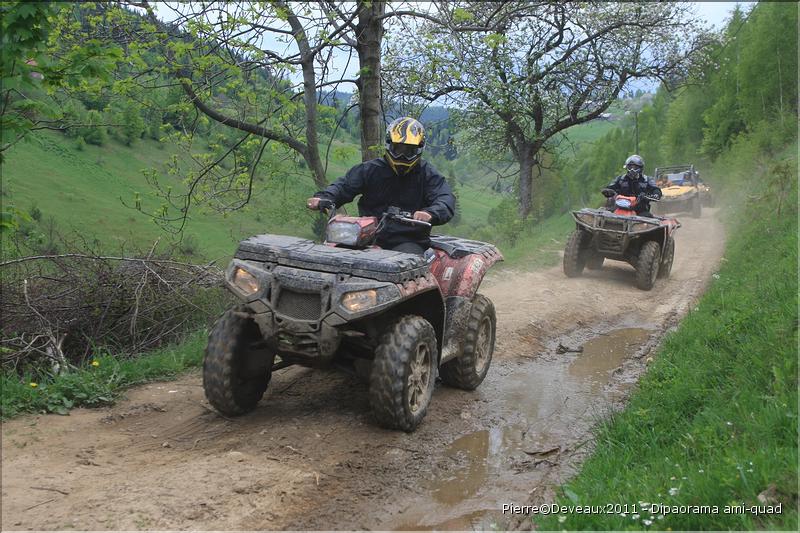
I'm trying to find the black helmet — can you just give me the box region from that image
[385,117,425,176]
[624,154,644,178]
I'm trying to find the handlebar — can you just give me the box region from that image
[396,215,432,228]
[383,206,432,228]
[601,189,660,203]
[311,200,432,230]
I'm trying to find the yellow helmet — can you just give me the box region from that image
[385,117,425,175]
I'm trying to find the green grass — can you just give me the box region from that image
[534,148,798,531]
[2,131,324,259]
[2,131,503,260]
[0,329,208,418]
[497,212,574,269]
[562,118,618,153]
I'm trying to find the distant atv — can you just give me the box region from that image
[564,191,681,290]
[204,201,502,432]
[653,164,702,218]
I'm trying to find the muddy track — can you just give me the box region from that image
[2,210,725,531]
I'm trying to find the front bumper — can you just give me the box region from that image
[225,260,403,360]
[572,209,662,255]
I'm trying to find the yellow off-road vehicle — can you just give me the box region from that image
[653,164,702,218]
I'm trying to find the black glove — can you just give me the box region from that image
[601,188,616,198]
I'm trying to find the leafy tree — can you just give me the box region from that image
[0,1,122,159]
[80,109,106,146]
[107,100,145,146]
[386,2,709,218]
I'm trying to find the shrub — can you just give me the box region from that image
[80,110,107,146]
[28,204,42,222]
[0,236,228,378]
[178,233,199,256]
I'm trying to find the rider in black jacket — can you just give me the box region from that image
[307,117,455,254]
[605,154,662,217]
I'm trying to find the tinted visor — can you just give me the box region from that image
[388,142,423,160]
[626,163,642,171]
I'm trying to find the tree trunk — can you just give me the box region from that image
[517,142,536,219]
[355,1,385,162]
[276,0,327,189]
[299,57,327,188]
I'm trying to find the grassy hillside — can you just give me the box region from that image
[2,132,321,259]
[1,131,503,260]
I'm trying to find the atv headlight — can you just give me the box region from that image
[341,289,378,312]
[231,267,259,296]
[326,221,361,246]
[615,198,633,209]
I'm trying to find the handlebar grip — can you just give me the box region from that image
[317,199,336,211]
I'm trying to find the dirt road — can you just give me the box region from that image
[2,210,725,531]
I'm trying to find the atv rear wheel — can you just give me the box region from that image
[586,254,605,270]
[440,294,496,390]
[203,307,273,416]
[636,241,662,290]
[563,229,591,277]
[691,196,702,218]
[658,237,675,279]
[369,316,437,432]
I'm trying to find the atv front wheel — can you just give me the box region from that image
[636,241,662,290]
[369,316,437,432]
[658,237,675,279]
[586,254,605,270]
[203,307,273,416]
[440,294,496,390]
[563,230,591,277]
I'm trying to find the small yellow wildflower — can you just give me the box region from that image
[29,382,38,388]
[91,360,100,367]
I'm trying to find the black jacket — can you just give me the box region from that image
[314,157,456,248]
[607,174,662,214]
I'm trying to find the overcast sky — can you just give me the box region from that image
[151,1,756,94]
[694,1,754,28]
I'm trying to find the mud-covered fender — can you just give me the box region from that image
[386,286,446,357]
[429,249,503,299]
[658,218,681,254]
[440,296,472,364]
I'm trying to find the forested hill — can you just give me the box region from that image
[1,2,796,262]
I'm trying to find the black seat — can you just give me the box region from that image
[429,235,498,259]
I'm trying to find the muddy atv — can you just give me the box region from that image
[563,191,680,290]
[203,202,502,432]
[653,164,702,218]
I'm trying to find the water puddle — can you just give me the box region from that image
[568,327,653,392]
[389,327,652,530]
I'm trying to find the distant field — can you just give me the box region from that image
[560,117,619,156]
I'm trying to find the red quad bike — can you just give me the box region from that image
[203,200,503,431]
[563,190,680,290]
